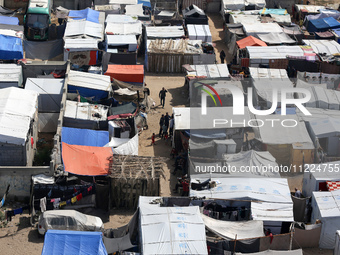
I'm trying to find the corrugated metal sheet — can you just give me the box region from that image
[68,70,111,91]
[64,20,103,40]
[64,39,98,50]
[105,21,142,35]
[146,26,185,39]
[0,64,22,83]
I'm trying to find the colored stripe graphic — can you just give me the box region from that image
[198,82,223,106]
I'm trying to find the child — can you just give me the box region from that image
[151,133,155,145]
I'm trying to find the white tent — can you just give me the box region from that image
[106,34,137,52]
[249,67,288,79]
[296,86,340,110]
[64,20,104,40]
[257,32,296,45]
[303,39,340,56]
[297,71,340,90]
[186,64,230,78]
[139,196,208,255]
[296,107,340,122]
[187,25,212,42]
[229,14,261,24]
[222,0,265,11]
[311,190,340,249]
[243,23,283,36]
[0,64,22,88]
[112,134,138,156]
[146,26,185,39]
[68,70,111,92]
[302,161,340,197]
[105,21,142,35]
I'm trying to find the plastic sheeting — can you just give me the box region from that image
[190,177,292,203]
[146,26,184,39]
[24,39,63,60]
[309,117,340,137]
[237,36,267,49]
[62,142,112,176]
[257,32,296,45]
[311,190,340,249]
[251,202,294,222]
[139,200,208,255]
[0,16,19,25]
[186,64,230,78]
[105,22,142,35]
[42,230,107,255]
[105,65,144,83]
[62,127,109,147]
[112,134,138,155]
[223,0,265,11]
[296,86,340,110]
[0,35,23,60]
[32,174,54,185]
[308,17,340,33]
[243,23,283,36]
[187,24,212,42]
[303,39,340,56]
[249,68,288,79]
[68,8,100,23]
[306,9,340,21]
[202,214,264,239]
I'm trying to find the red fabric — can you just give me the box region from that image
[182,181,189,192]
[31,137,34,148]
[326,181,340,191]
[236,36,267,49]
[105,65,144,83]
[107,112,136,120]
[88,51,97,65]
[76,193,83,201]
[241,58,250,68]
[319,182,328,191]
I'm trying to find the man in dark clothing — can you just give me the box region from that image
[220,50,226,64]
[164,112,170,130]
[159,114,164,136]
[159,87,168,108]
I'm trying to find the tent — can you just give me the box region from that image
[311,190,340,249]
[139,196,208,254]
[0,35,23,60]
[303,39,340,57]
[242,23,283,36]
[182,4,208,25]
[257,33,296,45]
[229,14,261,24]
[222,0,265,11]
[297,71,340,89]
[307,17,340,33]
[237,36,267,49]
[105,22,142,36]
[249,67,288,79]
[0,64,22,89]
[62,142,112,176]
[0,16,19,25]
[296,86,340,110]
[67,70,111,100]
[42,230,107,255]
[185,64,230,78]
[109,102,137,116]
[68,8,100,23]
[106,34,138,52]
[61,127,110,147]
[105,65,144,84]
[146,26,185,39]
[187,24,212,42]
[302,161,340,197]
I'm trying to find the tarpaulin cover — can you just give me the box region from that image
[307,9,340,21]
[237,36,267,49]
[62,127,109,147]
[138,0,151,7]
[260,8,287,15]
[308,17,340,33]
[139,199,208,255]
[201,214,265,239]
[0,35,23,60]
[105,65,144,83]
[69,8,100,23]
[62,142,112,176]
[42,230,107,255]
[24,39,63,60]
[109,102,137,116]
[112,134,138,155]
[0,16,19,25]
[257,32,296,45]
[251,202,294,222]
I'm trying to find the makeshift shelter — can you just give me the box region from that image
[183,4,208,25]
[242,23,283,36]
[282,25,304,43]
[302,161,340,197]
[138,196,208,254]
[67,70,111,101]
[249,67,288,79]
[237,36,267,49]
[297,71,340,89]
[294,5,325,21]
[146,26,185,39]
[25,78,64,132]
[61,127,109,147]
[105,21,142,36]
[187,24,212,42]
[311,190,340,249]
[0,34,23,60]
[94,4,121,17]
[108,156,165,209]
[307,17,340,33]
[333,28,340,43]
[68,8,100,23]
[0,87,38,166]
[0,16,19,25]
[306,117,340,156]
[62,142,112,176]
[105,65,144,85]
[229,14,261,24]
[0,64,22,88]
[42,230,108,255]
[296,86,340,110]
[63,100,109,130]
[257,32,296,45]
[146,39,215,73]
[222,0,265,11]
[253,114,314,166]
[303,40,340,61]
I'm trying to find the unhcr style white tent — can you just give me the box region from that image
[138,196,208,255]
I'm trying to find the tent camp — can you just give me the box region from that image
[0,64,22,89]
[105,65,144,85]
[302,161,340,197]
[0,87,38,166]
[237,36,267,49]
[307,17,340,33]
[249,67,288,79]
[42,230,107,255]
[311,190,340,249]
[139,196,208,254]
[297,71,340,90]
[253,114,314,166]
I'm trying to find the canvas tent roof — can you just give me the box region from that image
[201,214,265,239]
[230,14,261,24]
[68,8,100,23]
[311,190,340,249]
[147,39,203,54]
[182,4,206,17]
[223,0,266,11]
[309,117,340,137]
[0,64,22,84]
[105,65,144,83]
[106,34,137,52]
[186,64,230,78]
[62,142,112,176]
[257,32,296,45]
[42,230,107,255]
[296,86,340,110]
[308,17,340,33]
[146,26,185,39]
[64,20,103,40]
[295,5,324,13]
[105,21,142,35]
[190,177,292,203]
[251,202,294,222]
[296,107,340,122]
[249,67,288,79]
[139,196,208,255]
[243,23,283,36]
[68,70,111,92]
[173,107,251,130]
[0,87,38,145]
[62,127,109,147]
[64,101,108,122]
[306,9,340,21]
[237,36,267,49]
[105,14,136,23]
[247,46,304,59]
[64,38,98,50]
[303,39,340,56]
[253,114,314,146]
[187,25,212,42]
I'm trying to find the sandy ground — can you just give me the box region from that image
[0,12,334,255]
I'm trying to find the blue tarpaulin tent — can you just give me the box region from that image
[0,35,23,60]
[138,0,151,8]
[61,127,109,147]
[41,230,108,255]
[68,8,100,23]
[0,16,19,25]
[308,17,340,33]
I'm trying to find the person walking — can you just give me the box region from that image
[169,115,174,137]
[151,133,155,145]
[159,87,168,108]
[220,50,226,64]
[164,112,170,131]
[159,114,164,137]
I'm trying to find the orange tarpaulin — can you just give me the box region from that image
[105,65,144,83]
[62,142,112,176]
[236,36,267,49]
